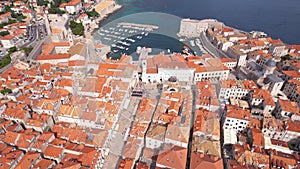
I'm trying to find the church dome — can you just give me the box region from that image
[265,59,276,67]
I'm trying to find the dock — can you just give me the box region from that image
[118,22,159,30]
[132,47,151,65]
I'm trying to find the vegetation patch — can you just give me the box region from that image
[69,20,84,36]
[0,88,12,95]
[0,55,11,69]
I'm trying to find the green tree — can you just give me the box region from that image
[4,5,12,13]
[11,13,26,21]
[85,9,99,18]
[8,46,17,54]
[51,0,70,7]
[0,31,9,36]
[22,47,33,55]
[69,20,84,36]
[48,7,57,14]
[0,55,11,69]
[69,20,77,28]
[0,88,12,95]
[48,7,65,14]
[0,19,17,28]
[61,0,71,3]
[37,0,49,6]
[281,54,292,61]
[8,19,16,25]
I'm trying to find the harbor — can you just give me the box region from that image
[94,22,158,58]
[94,19,210,60]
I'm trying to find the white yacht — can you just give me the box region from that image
[126,38,135,43]
[136,46,142,54]
[116,45,125,49]
[190,40,195,47]
[122,42,131,46]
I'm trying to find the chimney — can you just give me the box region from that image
[199,152,205,158]
[210,155,219,161]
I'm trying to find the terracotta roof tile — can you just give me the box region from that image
[156,144,187,169]
[15,152,40,169]
[190,152,223,169]
[37,54,71,60]
[226,105,250,120]
[44,146,64,159]
[33,159,55,169]
[1,35,14,40]
[278,99,299,114]
[119,158,134,169]
[252,89,275,106]
[286,120,300,133]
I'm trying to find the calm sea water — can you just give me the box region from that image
[95,0,300,59]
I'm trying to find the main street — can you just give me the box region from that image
[28,38,46,60]
[199,32,230,58]
[102,94,141,169]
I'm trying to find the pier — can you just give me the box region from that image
[132,47,151,65]
[118,22,159,30]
